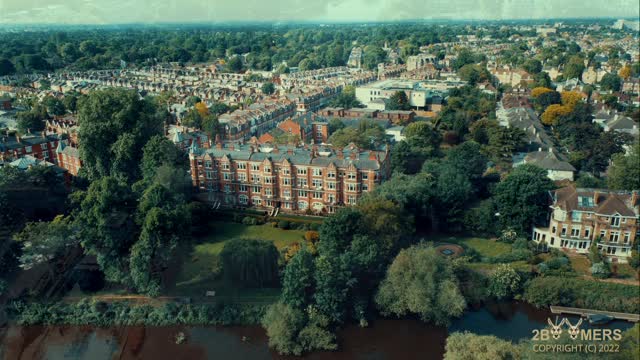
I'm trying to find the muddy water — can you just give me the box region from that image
[0,302,634,360]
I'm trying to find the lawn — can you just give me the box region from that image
[171,222,307,300]
[431,235,513,258]
[569,255,591,276]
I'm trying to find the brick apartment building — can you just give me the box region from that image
[532,186,639,263]
[188,141,391,214]
[0,132,61,164]
[55,141,82,176]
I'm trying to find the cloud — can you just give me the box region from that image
[0,0,638,24]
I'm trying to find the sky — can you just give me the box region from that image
[0,0,639,24]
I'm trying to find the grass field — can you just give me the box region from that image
[171,222,307,300]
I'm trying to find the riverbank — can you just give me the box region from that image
[1,302,635,360]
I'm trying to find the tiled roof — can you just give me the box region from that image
[553,186,639,216]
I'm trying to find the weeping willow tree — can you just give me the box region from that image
[220,238,279,288]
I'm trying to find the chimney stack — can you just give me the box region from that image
[336,148,344,160]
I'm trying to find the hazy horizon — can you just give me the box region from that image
[1,0,639,25]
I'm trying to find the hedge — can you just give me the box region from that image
[9,300,267,327]
[524,276,640,314]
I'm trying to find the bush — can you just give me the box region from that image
[524,276,639,313]
[488,264,522,300]
[590,262,611,279]
[278,220,291,230]
[512,238,529,250]
[9,300,267,326]
[242,216,258,225]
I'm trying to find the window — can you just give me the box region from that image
[205,161,212,169]
[283,178,291,186]
[571,212,582,222]
[297,167,307,175]
[348,184,357,192]
[252,197,262,205]
[238,162,247,170]
[571,227,580,238]
[579,196,594,207]
[283,168,290,175]
[585,228,591,239]
[313,168,322,176]
[264,177,272,184]
[561,225,567,236]
[298,190,307,197]
[361,172,368,180]
[623,232,631,243]
[611,216,621,227]
[327,194,336,203]
[252,186,260,193]
[348,172,356,180]
[239,195,248,204]
[264,167,271,173]
[251,174,261,183]
[600,230,606,239]
[206,171,213,179]
[621,218,627,224]
[313,192,322,199]
[348,195,357,205]
[238,173,247,182]
[298,201,308,210]
[552,225,557,234]
[251,164,260,171]
[327,182,336,190]
[25,146,32,153]
[312,179,323,188]
[585,213,592,218]
[41,143,48,150]
[362,184,369,192]
[223,173,231,181]
[327,172,336,179]
[265,189,272,196]
[222,163,230,170]
[609,231,620,243]
[239,185,247,192]
[283,190,291,198]
[297,179,307,187]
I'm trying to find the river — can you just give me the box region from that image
[0,302,634,360]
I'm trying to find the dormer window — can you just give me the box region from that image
[611,216,620,227]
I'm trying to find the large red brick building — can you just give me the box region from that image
[188,141,391,214]
[0,132,61,164]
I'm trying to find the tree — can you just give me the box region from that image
[600,73,622,92]
[488,264,521,299]
[563,57,585,80]
[444,332,520,360]
[140,135,186,181]
[386,91,412,110]
[13,216,76,278]
[493,164,554,234]
[130,206,190,296]
[608,142,640,190]
[375,244,466,326]
[531,87,554,98]
[43,96,66,116]
[186,96,202,107]
[313,254,353,323]
[329,85,362,109]
[0,58,16,76]
[619,65,632,80]
[77,88,164,182]
[282,249,316,309]
[457,64,490,85]
[220,239,279,287]
[16,104,48,133]
[75,177,137,284]
[62,93,79,113]
[261,82,276,95]
[522,59,542,74]
[227,56,243,72]
[541,104,571,125]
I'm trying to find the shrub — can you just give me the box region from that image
[590,262,611,279]
[487,249,533,264]
[278,220,291,230]
[242,216,258,225]
[488,264,522,300]
[524,277,639,313]
[304,231,319,243]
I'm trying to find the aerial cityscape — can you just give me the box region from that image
[0,1,639,359]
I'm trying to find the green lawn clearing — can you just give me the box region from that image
[171,222,306,299]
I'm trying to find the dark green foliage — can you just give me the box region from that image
[524,277,639,314]
[386,91,412,110]
[522,59,542,74]
[599,73,622,91]
[77,88,164,182]
[10,300,266,326]
[329,86,362,109]
[282,249,315,309]
[261,82,276,95]
[220,239,280,288]
[493,164,554,234]
[16,104,48,133]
